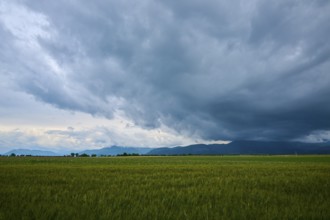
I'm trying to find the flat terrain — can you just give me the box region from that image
[0,156,329,219]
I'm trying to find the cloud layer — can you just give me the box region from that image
[1,0,330,146]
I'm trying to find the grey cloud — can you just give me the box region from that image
[0,129,39,153]
[1,0,330,142]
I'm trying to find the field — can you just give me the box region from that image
[0,156,329,220]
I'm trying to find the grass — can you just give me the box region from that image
[0,155,329,219]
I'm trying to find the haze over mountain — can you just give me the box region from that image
[79,146,151,156]
[4,149,59,156]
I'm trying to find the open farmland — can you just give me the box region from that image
[0,156,329,220]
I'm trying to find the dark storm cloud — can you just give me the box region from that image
[1,0,330,141]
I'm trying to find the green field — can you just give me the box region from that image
[0,156,329,220]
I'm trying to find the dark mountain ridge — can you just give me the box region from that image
[147,140,330,155]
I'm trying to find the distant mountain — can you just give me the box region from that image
[4,149,60,156]
[147,141,330,155]
[4,141,330,157]
[79,146,152,156]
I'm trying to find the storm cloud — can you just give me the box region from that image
[1,0,330,143]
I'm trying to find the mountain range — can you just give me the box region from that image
[147,140,330,155]
[3,149,60,156]
[79,146,151,156]
[3,141,330,156]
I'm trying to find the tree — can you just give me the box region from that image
[10,153,16,157]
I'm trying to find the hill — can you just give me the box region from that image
[4,149,59,156]
[79,146,152,156]
[147,141,330,155]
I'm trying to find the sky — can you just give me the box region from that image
[0,0,330,154]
